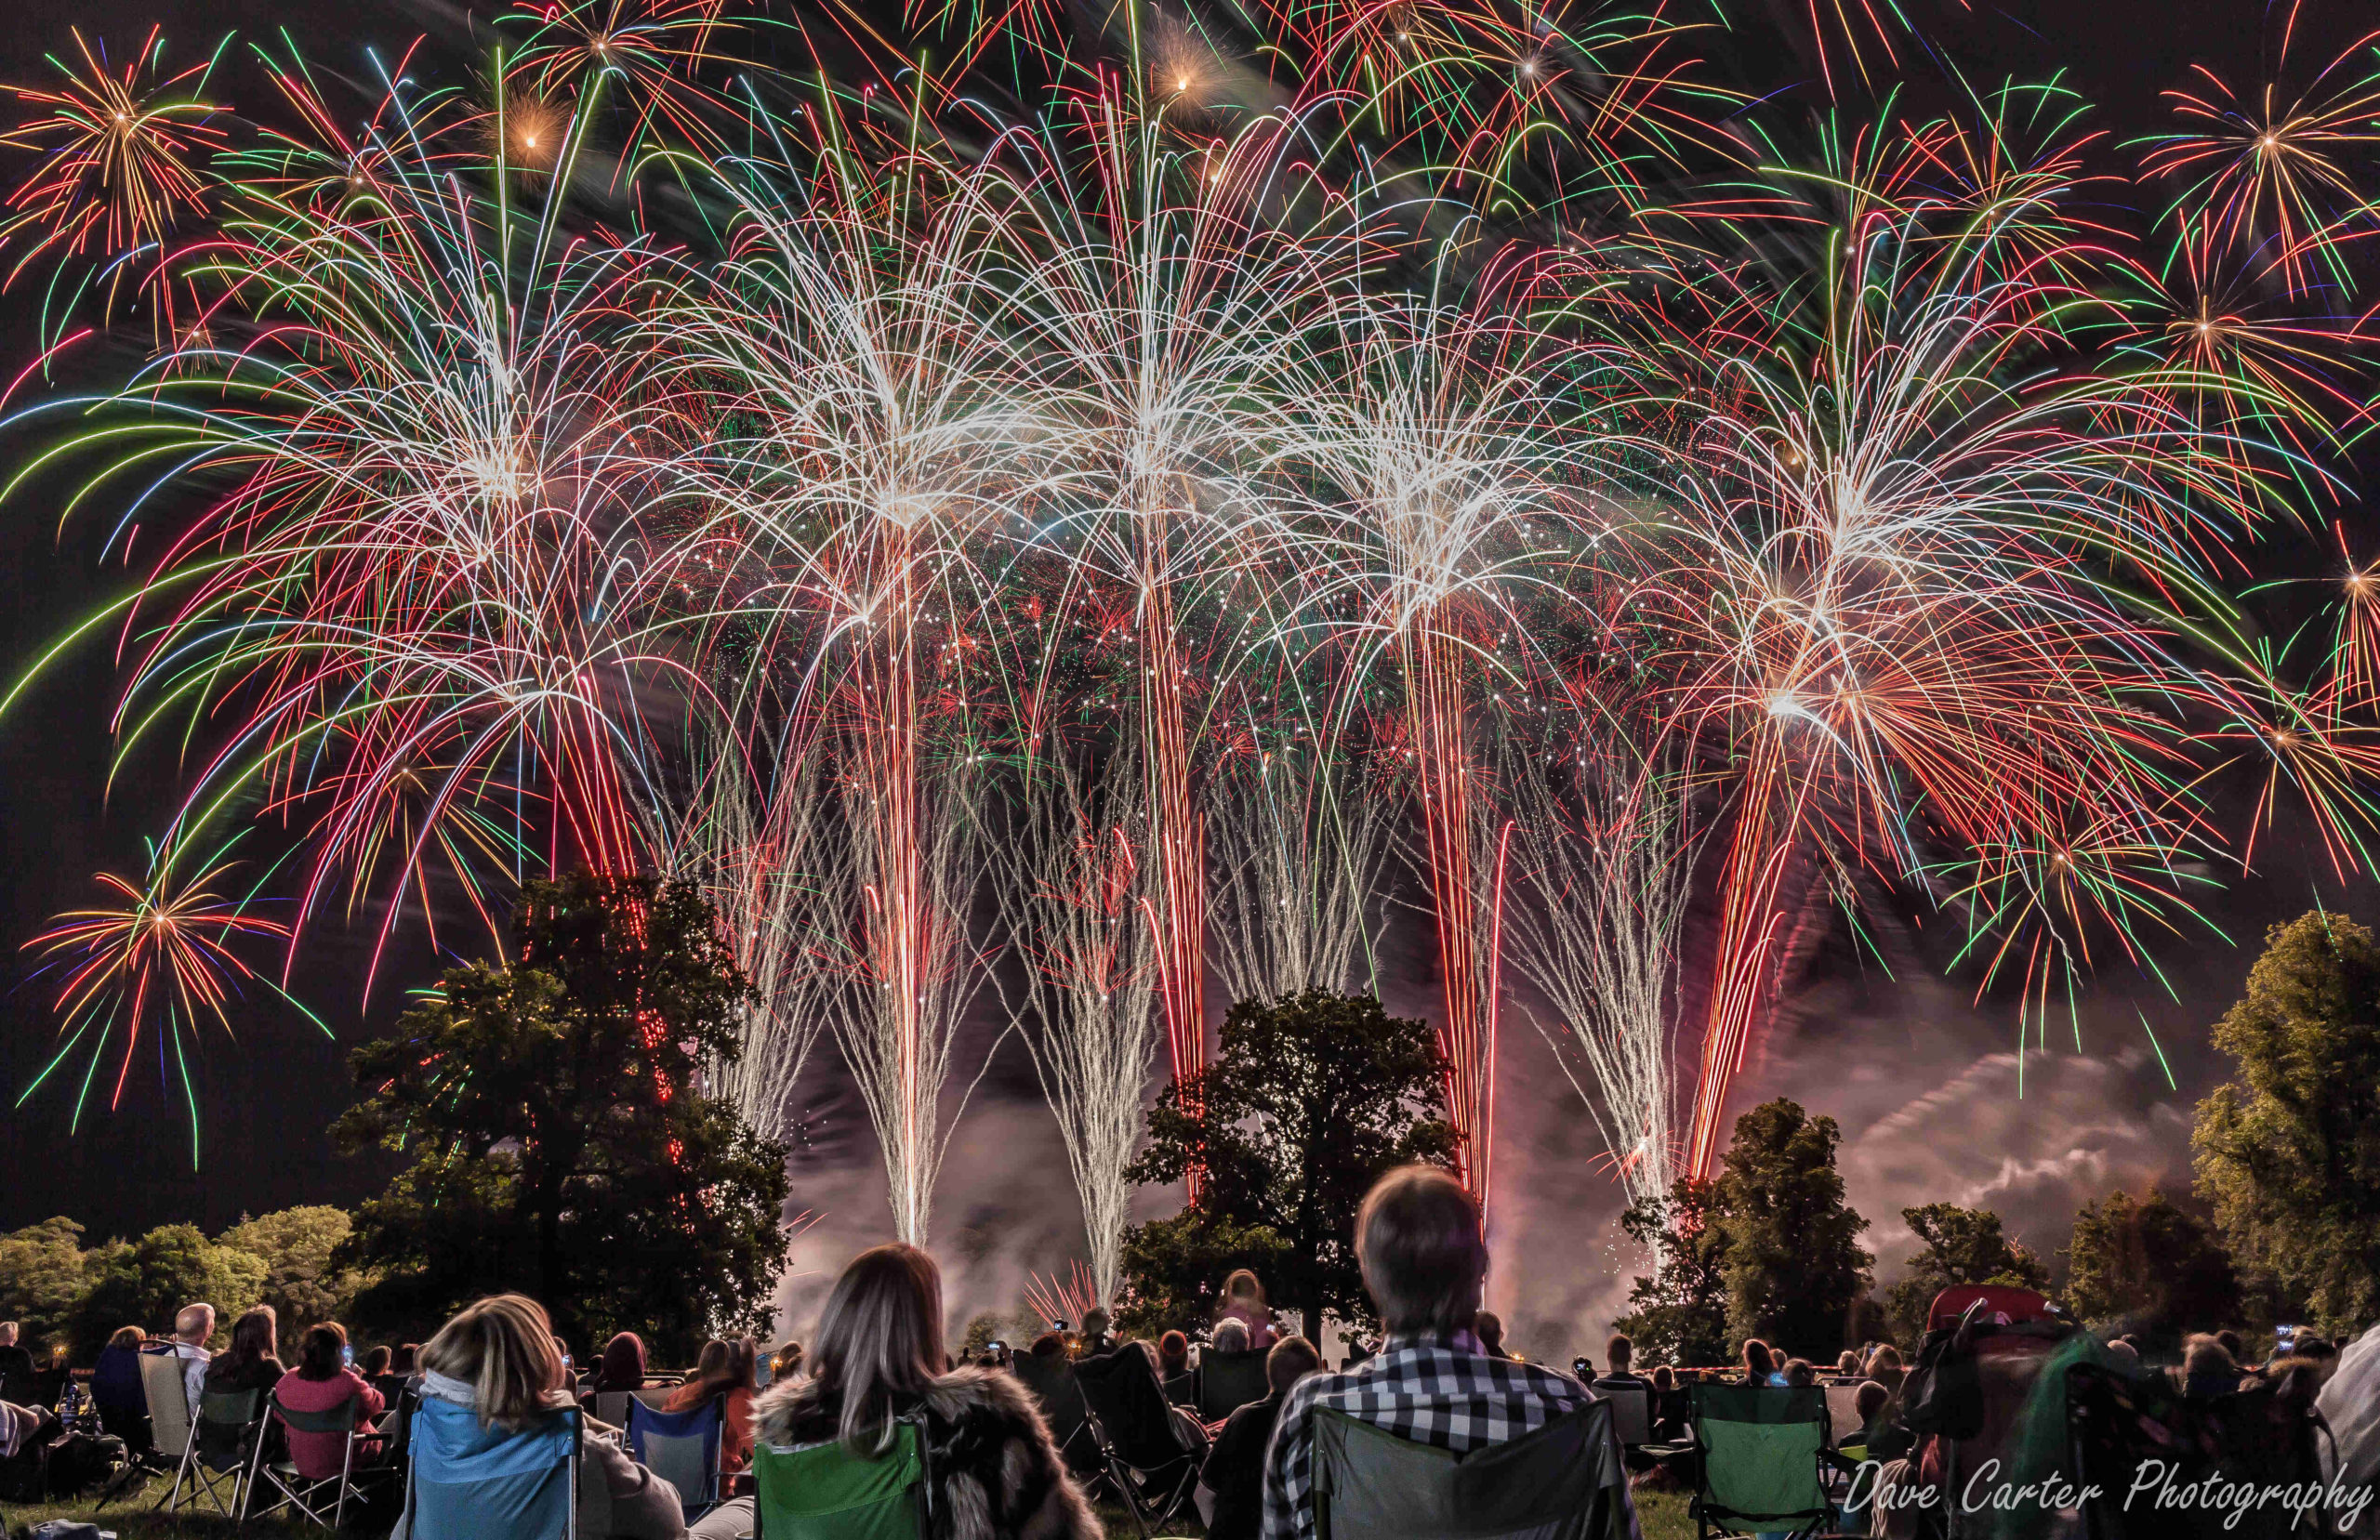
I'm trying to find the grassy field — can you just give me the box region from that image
[6,1473,1701,1537]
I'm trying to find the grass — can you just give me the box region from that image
[11,1468,1699,1537]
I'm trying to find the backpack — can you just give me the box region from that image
[0,1423,123,1504]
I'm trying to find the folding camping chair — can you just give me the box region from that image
[1593,1378,1654,1447]
[1194,1349,1272,1425]
[592,1390,634,1430]
[1311,1402,1625,1540]
[249,1388,378,1528]
[752,1419,930,1539]
[399,1402,579,1540]
[1072,1346,1201,1538]
[1688,1382,1831,1540]
[167,1385,267,1520]
[628,1392,723,1520]
[133,1351,193,1507]
[1010,1353,1100,1478]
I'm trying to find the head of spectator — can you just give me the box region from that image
[1651,1365,1675,1391]
[0,1323,16,1349]
[419,1294,568,1431]
[390,1343,418,1375]
[2183,1333,2241,1397]
[805,1244,945,1453]
[1837,1349,1862,1376]
[107,1325,144,1353]
[1028,1332,1065,1361]
[1473,1310,1506,1356]
[1854,1379,1890,1427]
[2293,1336,2339,1381]
[297,1322,352,1381]
[770,1340,805,1381]
[1157,1331,1190,1378]
[1211,1319,1250,1355]
[1862,1343,1901,1377]
[593,1331,646,1391]
[1740,1339,1775,1382]
[1607,1334,1635,1375]
[1221,1269,1266,1313]
[2103,1339,2142,1373]
[1267,1336,1321,1396]
[2215,1329,2243,1361]
[1356,1166,1488,1337]
[1081,1309,1113,1345]
[175,1303,217,1349]
[213,1306,281,1380]
[1783,1357,1817,1388]
[684,1336,758,1402]
[361,1345,391,1377]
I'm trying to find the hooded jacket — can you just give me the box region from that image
[750,1366,1099,1540]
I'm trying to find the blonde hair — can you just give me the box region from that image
[420,1295,569,1431]
[812,1245,945,1454]
[1356,1167,1487,1334]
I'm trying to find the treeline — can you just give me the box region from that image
[0,1206,363,1360]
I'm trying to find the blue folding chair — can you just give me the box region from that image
[628,1393,722,1520]
[401,1396,579,1540]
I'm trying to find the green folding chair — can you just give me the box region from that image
[1688,1382,1832,1540]
[1310,1402,1626,1540]
[751,1420,929,1540]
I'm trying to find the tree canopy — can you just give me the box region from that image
[1882,1203,2050,1344]
[1124,990,1458,1338]
[1614,1178,1732,1367]
[333,871,790,1359]
[1712,1099,1872,1357]
[2062,1187,2241,1344]
[2192,910,2380,1336]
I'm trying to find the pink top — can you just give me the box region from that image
[272,1368,386,1480]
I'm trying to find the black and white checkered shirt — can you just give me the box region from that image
[1259,1330,1645,1540]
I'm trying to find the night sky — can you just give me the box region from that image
[0,0,2374,1348]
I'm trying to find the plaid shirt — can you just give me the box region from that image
[1260,1331,1645,1540]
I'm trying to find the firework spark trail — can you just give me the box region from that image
[993,753,1160,1305]
[1501,744,1692,1211]
[1204,739,1392,1007]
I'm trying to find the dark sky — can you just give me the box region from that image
[1,0,2375,1346]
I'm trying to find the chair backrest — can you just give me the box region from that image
[753,1424,926,1540]
[1196,1349,1273,1423]
[1690,1382,1829,1526]
[139,1350,194,1458]
[1311,1402,1620,1540]
[1072,1348,1192,1471]
[628,1394,721,1515]
[630,1386,676,1410]
[406,1402,578,1540]
[1593,1380,1651,1444]
[195,1386,266,1472]
[592,1391,632,1430]
[1009,1354,1092,1462]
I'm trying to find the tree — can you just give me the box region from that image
[0,1218,96,1352]
[334,872,791,1359]
[1614,1178,1733,1367]
[1882,1204,2051,1345]
[1124,991,1458,1338]
[2062,1188,2241,1344]
[1712,1099,1872,1358]
[70,1223,266,1358]
[2192,910,2380,1336]
[217,1207,364,1338]
[1112,1210,1294,1339]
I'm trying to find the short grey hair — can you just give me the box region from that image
[1357,1166,1487,1335]
[1211,1320,1250,1354]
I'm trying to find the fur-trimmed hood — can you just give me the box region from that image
[750,1366,1100,1540]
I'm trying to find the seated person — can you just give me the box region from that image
[751,1244,1098,1540]
[1842,1379,1888,1447]
[1078,1309,1119,1357]
[1647,1365,1691,1441]
[1594,1333,1649,1393]
[1157,1331,1194,1404]
[2184,1334,2243,1399]
[405,1294,744,1540]
[1781,1357,1818,1388]
[1199,1336,1319,1540]
[589,1332,649,1395]
[662,1336,758,1476]
[1835,1350,1862,1378]
[1738,1339,1777,1386]
[1262,1166,1643,1540]
[274,1323,387,1479]
[1473,1310,1512,1361]
[1210,1319,1250,1356]
[1213,1270,1277,1352]
[91,1325,152,1449]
